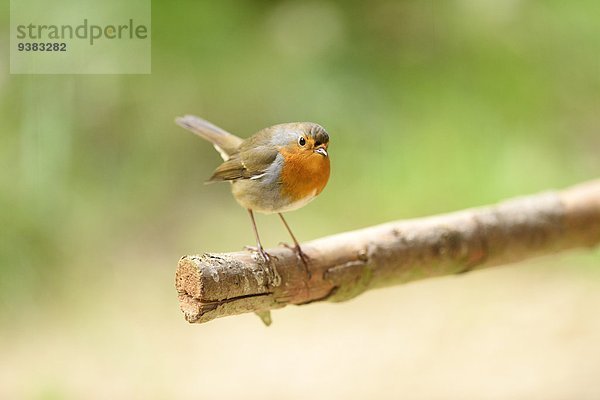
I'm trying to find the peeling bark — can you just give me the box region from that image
[175,180,600,324]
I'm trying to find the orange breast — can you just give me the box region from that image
[279,147,330,202]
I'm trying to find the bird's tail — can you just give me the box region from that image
[175,115,243,161]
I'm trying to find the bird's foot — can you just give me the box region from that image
[279,242,311,278]
[244,245,271,263]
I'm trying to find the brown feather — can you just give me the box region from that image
[175,115,243,160]
[208,157,246,181]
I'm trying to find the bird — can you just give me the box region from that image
[175,115,330,268]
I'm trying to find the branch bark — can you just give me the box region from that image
[175,180,600,324]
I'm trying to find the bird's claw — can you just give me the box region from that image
[279,242,311,278]
[244,245,271,263]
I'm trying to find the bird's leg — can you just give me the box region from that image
[245,209,270,263]
[278,213,311,276]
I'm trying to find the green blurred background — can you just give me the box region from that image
[1,0,599,398]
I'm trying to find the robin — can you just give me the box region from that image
[176,115,330,267]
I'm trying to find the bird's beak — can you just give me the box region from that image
[315,147,328,157]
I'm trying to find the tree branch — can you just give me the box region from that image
[175,180,600,324]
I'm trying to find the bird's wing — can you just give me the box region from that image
[208,156,247,181]
[209,145,279,182]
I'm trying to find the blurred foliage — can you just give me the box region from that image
[0,0,599,323]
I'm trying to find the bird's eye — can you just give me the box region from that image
[298,136,306,146]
